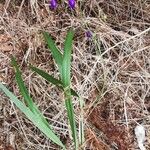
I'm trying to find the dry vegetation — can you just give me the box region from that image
[0,0,150,149]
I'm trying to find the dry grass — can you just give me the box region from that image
[0,0,150,149]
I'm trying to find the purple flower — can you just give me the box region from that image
[86,31,92,38]
[68,0,75,9]
[50,0,57,9]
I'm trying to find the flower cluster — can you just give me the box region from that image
[50,0,75,9]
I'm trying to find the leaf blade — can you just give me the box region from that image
[11,57,34,112]
[30,65,62,86]
[61,29,78,149]
[0,83,66,149]
[43,31,63,71]
[30,65,79,97]
[12,57,50,127]
[61,29,74,87]
[65,95,78,149]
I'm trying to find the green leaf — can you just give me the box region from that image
[30,65,62,87]
[65,90,78,150]
[61,29,74,87]
[61,29,78,149]
[30,65,79,97]
[12,57,51,127]
[70,89,79,97]
[43,31,63,71]
[11,57,35,112]
[0,83,66,149]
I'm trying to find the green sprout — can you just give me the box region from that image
[0,29,84,149]
[31,29,79,149]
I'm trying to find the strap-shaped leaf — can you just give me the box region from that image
[11,57,35,112]
[65,90,78,150]
[30,65,62,87]
[43,31,63,71]
[0,83,66,149]
[70,89,79,97]
[61,29,74,87]
[61,29,78,149]
[30,65,79,97]
[11,57,50,127]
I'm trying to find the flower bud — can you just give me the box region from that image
[68,0,75,9]
[50,0,57,9]
[86,31,92,38]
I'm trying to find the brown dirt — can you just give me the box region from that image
[88,101,130,150]
[0,0,150,149]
